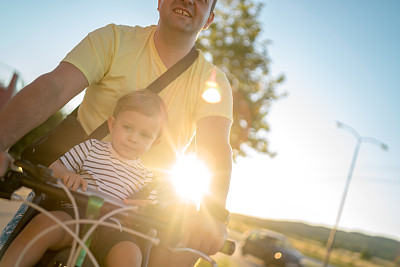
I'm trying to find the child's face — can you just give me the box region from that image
[108,110,160,160]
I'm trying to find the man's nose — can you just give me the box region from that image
[182,0,194,5]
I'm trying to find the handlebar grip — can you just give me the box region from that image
[220,239,235,255]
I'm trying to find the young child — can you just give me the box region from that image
[0,89,168,267]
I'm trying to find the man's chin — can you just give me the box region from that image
[162,19,197,35]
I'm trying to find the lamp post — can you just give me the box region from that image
[322,121,388,267]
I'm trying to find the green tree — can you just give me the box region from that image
[197,0,286,159]
[360,248,372,260]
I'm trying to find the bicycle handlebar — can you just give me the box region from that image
[0,159,235,256]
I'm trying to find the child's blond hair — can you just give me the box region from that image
[113,89,168,138]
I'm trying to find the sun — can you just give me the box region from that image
[169,154,211,209]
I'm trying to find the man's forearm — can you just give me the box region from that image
[0,76,64,150]
[0,62,88,151]
[207,142,232,208]
[196,116,233,209]
[196,139,232,210]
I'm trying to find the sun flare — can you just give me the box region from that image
[202,69,221,103]
[202,86,221,103]
[170,154,211,209]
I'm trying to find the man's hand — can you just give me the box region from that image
[181,211,228,255]
[62,172,88,191]
[0,150,12,177]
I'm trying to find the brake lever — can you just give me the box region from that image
[14,159,58,184]
[0,160,59,200]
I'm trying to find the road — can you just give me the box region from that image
[215,243,272,267]
[215,242,332,267]
[213,229,334,267]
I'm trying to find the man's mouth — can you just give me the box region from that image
[173,8,192,18]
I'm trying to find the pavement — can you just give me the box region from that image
[0,199,22,230]
[0,188,31,231]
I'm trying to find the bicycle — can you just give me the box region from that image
[0,159,235,267]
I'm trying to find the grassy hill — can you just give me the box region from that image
[229,213,400,263]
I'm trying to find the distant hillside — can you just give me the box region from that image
[230,213,400,262]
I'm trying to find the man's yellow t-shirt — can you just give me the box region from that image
[62,24,233,176]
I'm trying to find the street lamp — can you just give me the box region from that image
[322,121,388,267]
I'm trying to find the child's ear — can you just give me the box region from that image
[108,116,115,133]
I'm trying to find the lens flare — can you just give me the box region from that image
[202,69,221,103]
[170,154,211,209]
[202,86,221,103]
[274,252,282,259]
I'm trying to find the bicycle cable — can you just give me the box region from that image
[15,200,99,267]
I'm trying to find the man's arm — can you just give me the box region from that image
[0,62,88,175]
[196,116,233,208]
[180,116,232,255]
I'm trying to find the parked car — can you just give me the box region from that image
[242,229,305,267]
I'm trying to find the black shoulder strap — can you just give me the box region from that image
[146,46,198,93]
[84,46,198,141]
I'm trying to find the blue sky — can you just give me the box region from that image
[1,1,399,241]
[230,0,400,240]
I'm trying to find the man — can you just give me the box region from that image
[0,0,232,266]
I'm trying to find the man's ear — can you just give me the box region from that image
[108,116,115,134]
[157,0,161,11]
[202,12,215,30]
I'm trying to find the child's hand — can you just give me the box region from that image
[62,172,88,191]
